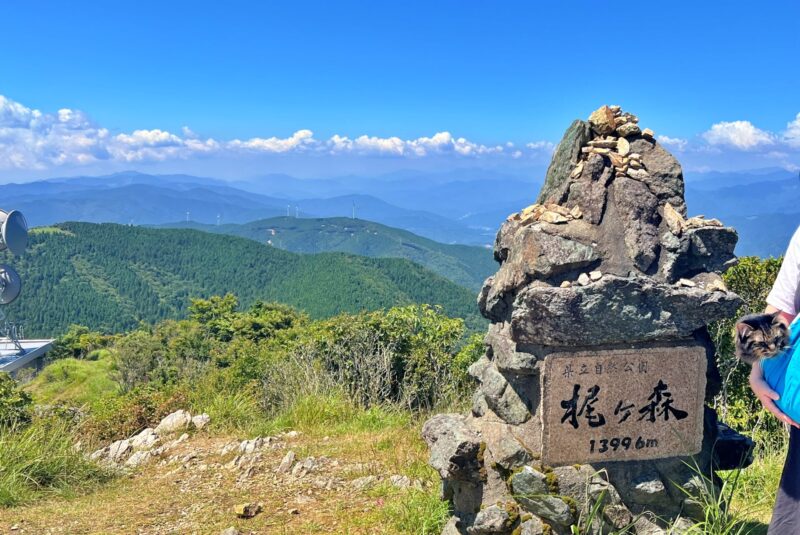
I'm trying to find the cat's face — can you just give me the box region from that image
[736,313,790,364]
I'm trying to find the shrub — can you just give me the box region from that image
[47,324,113,362]
[79,384,190,443]
[0,372,33,427]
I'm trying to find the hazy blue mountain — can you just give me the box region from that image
[0,172,488,243]
[3,168,798,257]
[158,216,497,290]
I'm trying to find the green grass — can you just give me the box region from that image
[0,419,112,507]
[25,352,120,407]
[377,488,449,534]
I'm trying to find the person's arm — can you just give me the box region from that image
[749,226,800,426]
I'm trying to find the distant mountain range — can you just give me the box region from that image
[158,217,496,291]
[5,223,482,337]
[0,167,797,257]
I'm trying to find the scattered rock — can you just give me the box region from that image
[124,450,153,468]
[560,280,571,288]
[154,410,193,435]
[108,439,132,463]
[292,457,317,477]
[352,475,379,490]
[278,450,296,473]
[288,508,300,515]
[234,502,262,518]
[642,127,655,139]
[578,272,591,286]
[284,430,301,439]
[220,528,240,535]
[191,413,210,430]
[389,474,411,488]
[677,278,696,287]
[589,270,602,281]
[239,437,268,454]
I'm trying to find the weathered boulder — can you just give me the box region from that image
[422,414,483,483]
[537,120,591,205]
[130,428,159,450]
[612,176,660,272]
[191,413,210,430]
[108,439,132,463]
[467,504,515,534]
[475,364,532,425]
[510,275,742,346]
[155,410,193,435]
[485,322,538,374]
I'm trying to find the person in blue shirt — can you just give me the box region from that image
[750,226,800,534]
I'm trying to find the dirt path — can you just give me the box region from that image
[2,430,435,534]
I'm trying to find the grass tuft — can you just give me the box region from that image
[0,419,112,507]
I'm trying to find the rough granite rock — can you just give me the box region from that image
[426,106,750,535]
[612,176,660,272]
[155,409,193,435]
[422,414,483,483]
[476,364,532,425]
[537,120,591,205]
[467,504,514,534]
[510,275,741,346]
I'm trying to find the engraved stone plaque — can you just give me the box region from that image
[541,346,706,466]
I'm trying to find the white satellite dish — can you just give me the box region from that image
[0,210,28,256]
[0,264,22,305]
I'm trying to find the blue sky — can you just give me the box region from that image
[1,1,799,180]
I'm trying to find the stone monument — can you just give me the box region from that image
[423,106,754,534]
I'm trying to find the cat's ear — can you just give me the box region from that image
[736,322,754,339]
[769,311,785,326]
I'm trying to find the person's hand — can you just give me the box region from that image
[750,361,800,428]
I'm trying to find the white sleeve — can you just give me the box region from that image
[767,225,800,316]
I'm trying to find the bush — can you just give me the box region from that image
[47,324,113,362]
[0,372,33,427]
[277,305,472,411]
[79,384,190,443]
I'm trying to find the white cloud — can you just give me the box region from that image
[784,113,800,148]
[0,94,552,171]
[657,135,688,151]
[701,120,775,150]
[228,129,315,153]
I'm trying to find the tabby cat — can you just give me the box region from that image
[735,312,791,365]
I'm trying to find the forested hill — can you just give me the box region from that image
[4,223,482,337]
[159,217,496,291]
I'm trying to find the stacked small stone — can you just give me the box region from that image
[508,201,582,226]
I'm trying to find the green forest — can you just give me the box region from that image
[159,216,496,291]
[1,223,483,337]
